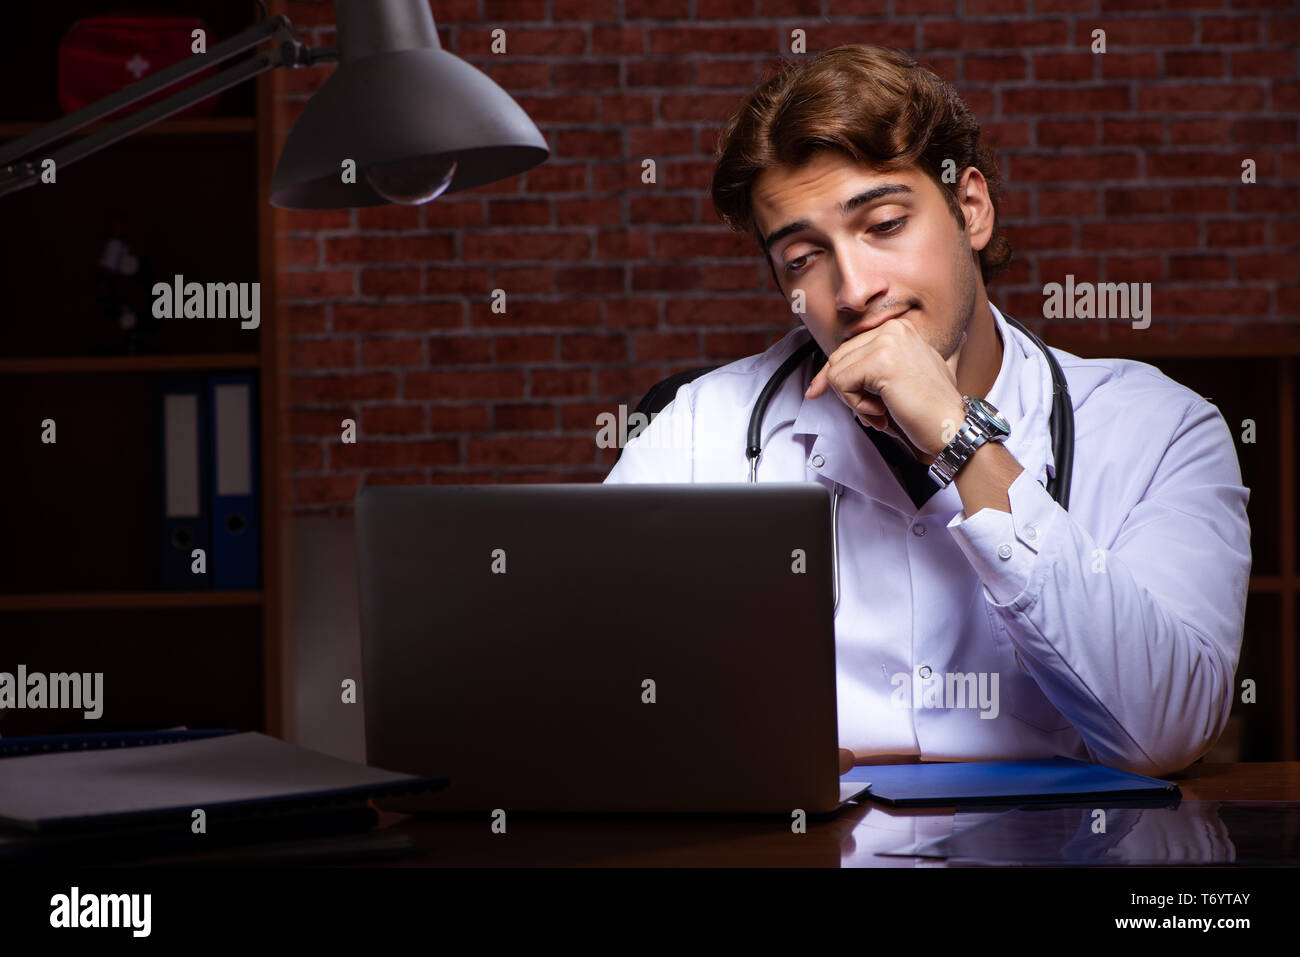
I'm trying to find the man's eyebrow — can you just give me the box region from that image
[760,183,915,255]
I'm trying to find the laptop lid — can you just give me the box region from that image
[356,483,860,814]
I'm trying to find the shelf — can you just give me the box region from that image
[0,591,263,612]
[0,117,255,139]
[0,353,260,374]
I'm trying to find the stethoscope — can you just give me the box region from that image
[745,313,1074,614]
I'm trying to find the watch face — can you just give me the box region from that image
[969,397,1010,434]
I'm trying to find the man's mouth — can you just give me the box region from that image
[843,307,910,345]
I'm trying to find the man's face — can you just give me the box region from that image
[752,151,989,365]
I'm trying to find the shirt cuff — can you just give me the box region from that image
[946,468,1059,606]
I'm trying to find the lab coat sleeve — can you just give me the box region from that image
[601,386,696,484]
[945,400,1251,777]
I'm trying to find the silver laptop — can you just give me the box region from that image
[355,483,869,815]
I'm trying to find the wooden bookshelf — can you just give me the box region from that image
[0,1,288,740]
[0,117,256,138]
[1042,337,1299,761]
[0,591,263,612]
[0,354,259,373]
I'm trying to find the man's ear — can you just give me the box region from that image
[957,166,994,254]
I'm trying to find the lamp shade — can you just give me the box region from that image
[270,0,548,209]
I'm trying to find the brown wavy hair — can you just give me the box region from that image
[710,44,1012,289]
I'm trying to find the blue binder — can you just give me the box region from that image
[207,373,260,589]
[841,756,1180,806]
[157,376,211,589]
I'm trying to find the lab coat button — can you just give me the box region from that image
[912,523,926,536]
[918,665,932,679]
[1024,523,1037,541]
[811,454,825,468]
[997,543,1013,560]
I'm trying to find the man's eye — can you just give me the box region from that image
[782,218,906,275]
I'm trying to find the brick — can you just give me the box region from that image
[364,471,432,487]
[353,405,423,434]
[426,335,492,364]
[634,331,699,360]
[287,304,328,334]
[324,236,455,264]
[466,437,595,467]
[282,237,319,267]
[426,267,493,295]
[463,232,591,261]
[405,370,527,400]
[334,302,463,332]
[291,442,324,470]
[285,270,355,300]
[561,334,627,362]
[423,201,485,229]
[555,197,623,227]
[531,369,593,396]
[291,339,356,368]
[428,406,491,431]
[1040,188,1100,217]
[290,408,353,436]
[494,403,557,430]
[290,372,398,403]
[552,59,620,88]
[356,205,422,231]
[331,439,458,468]
[1002,86,1129,114]
[495,335,557,363]
[294,474,358,507]
[1169,255,1231,281]
[557,266,624,295]
[704,331,770,359]
[1139,84,1266,112]
[488,199,552,226]
[280,208,351,232]
[1238,254,1300,282]
[494,267,557,294]
[362,337,426,367]
[360,268,421,296]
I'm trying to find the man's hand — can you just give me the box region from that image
[839,748,855,775]
[805,314,967,465]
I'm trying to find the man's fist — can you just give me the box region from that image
[838,748,855,775]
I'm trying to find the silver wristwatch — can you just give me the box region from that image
[928,396,1011,488]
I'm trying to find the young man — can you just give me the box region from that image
[602,45,1250,778]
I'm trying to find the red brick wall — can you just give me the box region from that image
[273,0,1300,514]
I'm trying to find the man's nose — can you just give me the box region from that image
[833,251,886,314]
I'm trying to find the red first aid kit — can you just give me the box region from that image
[58,14,220,118]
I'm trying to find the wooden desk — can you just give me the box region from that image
[368,762,1300,867]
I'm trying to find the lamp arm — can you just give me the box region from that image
[0,14,339,200]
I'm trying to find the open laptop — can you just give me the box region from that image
[355,483,870,815]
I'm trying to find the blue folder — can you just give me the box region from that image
[208,372,260,589]
[841,756,1180,806]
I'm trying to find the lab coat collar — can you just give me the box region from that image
[789,301,1058,516]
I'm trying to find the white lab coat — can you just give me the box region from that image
[603,302,1251,777]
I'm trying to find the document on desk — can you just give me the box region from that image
[840,756,1179,807]
[0,731,449,834]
